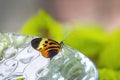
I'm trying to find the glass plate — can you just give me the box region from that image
[0,33,98,80]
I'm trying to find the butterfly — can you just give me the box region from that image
[31,38,62,59]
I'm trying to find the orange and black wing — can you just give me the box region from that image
[31,38,61,59]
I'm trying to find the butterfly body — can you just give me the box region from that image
[31,38,61,59]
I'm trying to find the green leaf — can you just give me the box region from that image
[99,68,120,80]
[64,23,106,57]
[98,29,120,69]
[20,10,63,41]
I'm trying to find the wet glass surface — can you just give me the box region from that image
[0,33,98,80]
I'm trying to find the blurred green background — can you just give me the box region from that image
[0,0,120,79]
[20,10,120,80]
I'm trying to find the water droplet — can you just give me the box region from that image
[3,47,17,59]
[3,59,18,72]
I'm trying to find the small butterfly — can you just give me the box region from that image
[31,38,62,59]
